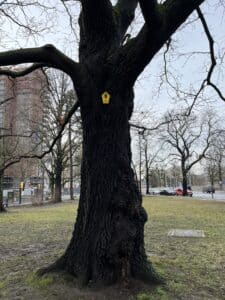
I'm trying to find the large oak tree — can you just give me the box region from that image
[0,0,208,286]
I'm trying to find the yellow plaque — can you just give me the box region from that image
[101,91,111,104]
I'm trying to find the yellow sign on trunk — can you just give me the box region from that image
[101,91,111,104]
[20,182,24,190]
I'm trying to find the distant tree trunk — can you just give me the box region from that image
[46,87,160,286]
[144,142,150,194]
[138,133,142,194]
[209,171,215,189]
[69,119,74,200]
[182,174,188,197]
[145,169,150,195]
[182,160,188,196]
[45,168,55,200]
[218,158,223,190]
[54,139,63,203]
[49,173,54,200]
[145,166,150,195]
[54,159,62,202]
[0,170,6,212]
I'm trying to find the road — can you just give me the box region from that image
[192,191,225,202]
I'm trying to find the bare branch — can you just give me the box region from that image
[196,7,225,102]
[130,119,171,133]
[38,100,80,160]
[0,96,13,106]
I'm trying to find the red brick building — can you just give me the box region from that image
[0,69,46,187]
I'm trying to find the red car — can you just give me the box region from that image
[175,188,193,197]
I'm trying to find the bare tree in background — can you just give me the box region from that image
[0,128,41,211]
[133,128,163,194]
[131,109,168,194]
[161,109,217,196]
[205,129,225,191]
[41,71,82,202]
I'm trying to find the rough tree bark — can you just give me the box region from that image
[0,0,206,285]
[53,86,159,286]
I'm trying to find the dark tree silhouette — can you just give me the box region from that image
[0,0,206,286]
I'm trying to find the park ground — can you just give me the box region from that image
[0,197,225,300]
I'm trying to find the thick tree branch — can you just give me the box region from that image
[115,0,205,84]
[0,63,47,78]
[80,0,116,44]
[0,45,81,81]
[139,0,163,28]
[162,0,205,36]
[114,0,138,43]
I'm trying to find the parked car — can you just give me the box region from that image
[160,189,176,196]
[175,188,193,197]
[202,186,215,193]
[149,188,161,195]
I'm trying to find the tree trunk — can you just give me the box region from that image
[144,142,150,195]
[218,160,223,190]
[47,171,55,200]
[181,158,188,196]
[53,138,63,203]
[54,160,62,202]
[69,119,74,200]
[145,167,150,195]
[0,170,6,212]
[138,133,142,194]
[182,173,188,196]
[44,89,160,286]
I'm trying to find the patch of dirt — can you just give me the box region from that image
[32,277,157,300]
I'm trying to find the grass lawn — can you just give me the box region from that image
[0,197,225,299]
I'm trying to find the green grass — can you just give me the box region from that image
[1,197,225,299]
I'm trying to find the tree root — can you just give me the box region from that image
[0,205,7,213]
[131,261,165,286]
[37,257,66,277]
